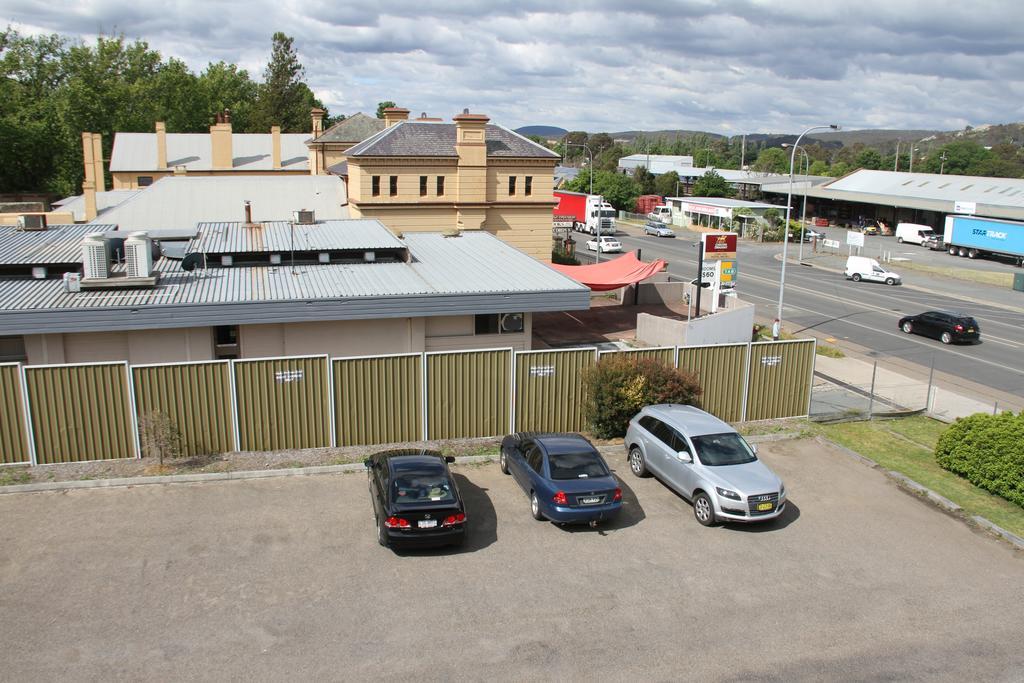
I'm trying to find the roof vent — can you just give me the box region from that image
[463,108,470,115]
[364,251,376,263]
[294,209,315,225]
[125,232,153,278]
[17,214,46,231]
[270,253,282,265]
[82,233,110,279]
[31,266,47,280]
[221,255,233,267]
[318,252,330,264]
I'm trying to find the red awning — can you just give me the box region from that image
[548,251,667,292]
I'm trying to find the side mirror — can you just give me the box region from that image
[751,444,758,455]
[363,458,372,470]
[444,455,456,464]
[677,451,693,464]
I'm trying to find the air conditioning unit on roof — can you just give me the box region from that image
[293,209,315,225]
[18,214,46,231]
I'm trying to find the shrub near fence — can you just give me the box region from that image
[0,339,817,465]
[935,412,1024,508]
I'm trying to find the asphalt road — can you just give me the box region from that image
[580,224,1024,402]
[2,440,1023,680]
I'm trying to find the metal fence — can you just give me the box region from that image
[0,339,816,465]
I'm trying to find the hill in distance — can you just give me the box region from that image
[515,125,567,139]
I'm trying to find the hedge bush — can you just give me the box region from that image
[934,411,1024,508]
[582,356,703,439]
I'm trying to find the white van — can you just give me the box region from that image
[895,222,935,245]
[845,256,902,285]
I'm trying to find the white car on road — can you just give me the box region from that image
[586,236,622,253]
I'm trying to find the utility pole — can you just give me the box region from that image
[741,134,746,169]
[939,151,948,175]
[894,140,900,171]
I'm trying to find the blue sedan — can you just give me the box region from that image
[499,433,622,525]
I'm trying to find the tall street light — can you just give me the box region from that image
[782,143,811,262]
[564,141,604,262]
[778,124,840,327]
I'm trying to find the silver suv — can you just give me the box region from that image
[624,404,786,526]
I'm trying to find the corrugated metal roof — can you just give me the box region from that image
[187,220,405,254]
[346,121,560,158]
[52,190,142,222]
[667,198,778,210]
[109,132,310,172]
[0,231,586,316]
[760,169,1024,220]
[91,176,348,232]
[0,224,117,265]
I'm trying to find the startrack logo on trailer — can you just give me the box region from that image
[972,228,1007,240]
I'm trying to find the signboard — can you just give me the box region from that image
[846,231,865,248]
[275,370,304,383]
[954,201,976,215]
[719,260,737,286]
[682,202,732,218]
[529,365,555,378]
[702,232,738,260]
[822,238,841,249]
[552,214,575,229]
[700,260,719,283]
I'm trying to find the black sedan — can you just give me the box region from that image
[898,311,980,345]
[365,449,467,548]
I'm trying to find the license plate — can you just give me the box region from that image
[579,496,602,505]
[757,502,773,511]
[967,328,975,333]
[417,519,437,528]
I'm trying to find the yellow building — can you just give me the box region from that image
[345,107,560,260]
[305,111,385,175]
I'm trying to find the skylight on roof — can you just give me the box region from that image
[939,183,950,189]
[961,185,973,191]
[902,180,913,186]
[918,181,930,187]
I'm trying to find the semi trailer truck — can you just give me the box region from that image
[553,190,617,235]
[943,215,1024,266]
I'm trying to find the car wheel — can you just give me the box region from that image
[693,492,716,527]
[376,515,389,547]
[530,492,545,521]
[629,446,649,477]
[902,321,913,334]
[885,277,896,286]
[852,273,862,282]
[499,450,509,474]
[897,236,904,243]
[941,331,952,344]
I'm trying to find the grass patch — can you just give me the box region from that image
[815,344,845,358]
[0,468,32,486]
[894,260,1013,288]
[818,417,1024,538]
[327,454,368,466]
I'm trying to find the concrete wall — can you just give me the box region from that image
[617,281,687,306]
[424,313,531,352]
[239,318,426,358]
[25,328,214,365]
[636,293,755,348]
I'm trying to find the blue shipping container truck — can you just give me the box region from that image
[943,215,1024,266]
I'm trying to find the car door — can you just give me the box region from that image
[508,440,532,492]
[636,416,670,476]
[525,446,547,497]
[369,458,387,519]
[658,425,698,498]
[918,313,942,339]
[869,264,887,283]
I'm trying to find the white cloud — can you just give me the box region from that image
[2,0,1022,133]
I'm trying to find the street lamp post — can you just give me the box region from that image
[778,124,840,328]
[782,143,811,262]
[564,142,604,263]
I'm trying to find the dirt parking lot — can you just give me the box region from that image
[1,438,1022,681]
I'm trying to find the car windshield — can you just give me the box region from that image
[391,465,455,504]
[690,432,757,467]
[548,451,609,480]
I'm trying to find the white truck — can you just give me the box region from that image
[583,196,617,235]
[647,205,673,223]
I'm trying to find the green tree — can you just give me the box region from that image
[855,148,883,170]
[254,32,321,132]
[589,132,613,156]
[654,170,680,197]
[752,147,789,174]
[197,61,259,131]
[921,140,992,175]
[691,169,735,198]
[376,100,396,118]
[567,169,640,211]
[808,160,830,175]
[633,166,656,194]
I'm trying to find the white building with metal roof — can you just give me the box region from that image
[0,219,588,365]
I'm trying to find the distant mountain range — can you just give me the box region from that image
[515,123,1024,150]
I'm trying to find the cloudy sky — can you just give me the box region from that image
[4,0,1024,134]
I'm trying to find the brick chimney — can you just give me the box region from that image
[155,121,168,170]
[453,109,489,229]
[382,106,410,128]
[91,133,105,192]
[210,109,233,170]
[271,125,282,169]
[81,132,98,221]
[310,107,325,136]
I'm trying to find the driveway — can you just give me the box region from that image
[1,439,1022,680]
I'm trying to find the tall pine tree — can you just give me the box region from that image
[254,33,322,132]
